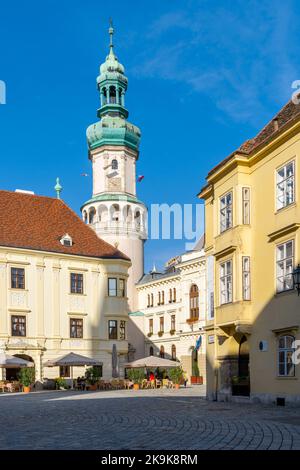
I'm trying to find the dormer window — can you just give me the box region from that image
[60,234,73,247]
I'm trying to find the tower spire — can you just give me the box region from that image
[54,177,62,199]
[108,18,114,55]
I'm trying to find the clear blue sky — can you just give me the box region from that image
[1,0,300,272]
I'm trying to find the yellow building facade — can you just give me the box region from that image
[199,100,300,404]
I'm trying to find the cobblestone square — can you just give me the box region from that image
[1,387,300,450]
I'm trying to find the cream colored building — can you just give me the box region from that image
[199,98,300,404]
[0,190,131,382]
[128,239,207,383]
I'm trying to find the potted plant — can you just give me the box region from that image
[169,329,176,336]
[147,332,153,338]
[85,366,102,391]
[158,331,164,337]
[169,366,184,389]
[54,377,68,390]
[18,367,35,393]
[191,362,203,385]
[127,368,144,390]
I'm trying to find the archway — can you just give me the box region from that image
[5,354,35,381]
[232,335,250,397]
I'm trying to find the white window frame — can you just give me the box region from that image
[220,191,233,233]
[276,160,295,210]
[242,256,251,300]
[242,187,250,224]
[278,335,295,377]
[220,260,232,305]
[276,240,294,293]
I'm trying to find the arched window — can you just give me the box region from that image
[102,87,107,105]
[171,345,176,361]
[190,284,199,319]
[111,204,120,222]
[151,293,154,307]
[83,211,88,224]
[111,159,118,170]
[169,288,172,303]
[149,346,154,356]
[147,294,150,308]
[161,291,165,305]
[278,335,295,377]
[160,345,165,358]
[89,207,96,224]
[109,86,116,104]
[158,292,161,305]
[173,288,176,303]
[134,210,141,231]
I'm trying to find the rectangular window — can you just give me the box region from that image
[210,292,214,319]
[276,240,294,292]
[173,288,176,303]
[119,320,126,340]
[70,318,83,338]
[11,268,25,289]
[276,160,295,210]
[149,318,153,334]
[161,291,165,305]
[278,336,295,377]
[242,187,250,224]
[11,315,26,337]
[108,320,118,339]
[220,260,232,304]
[151,293,154,307]
[220,191,233,233]
[171,315,176,331]
[108,278,117,297]
[159,316,164,333]
[70,273,83,294]
[60,366,70,378]
[242,256,251,300]
[119,279,126,297]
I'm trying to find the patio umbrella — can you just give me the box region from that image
[0,353,34,368]
[124,356,181,369]
[112,344,118,378]
[44,352,102,386]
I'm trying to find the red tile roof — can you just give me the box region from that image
[0,190,129,261]
[207,100,300,179]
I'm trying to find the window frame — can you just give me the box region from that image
[278,335,295,377]
[108,320,118,340]
[70,318,83,339]
[11,315,26,337]
[11,267,25,290]
[159,316,164,333]
[171,314,176,331]
[189,284,199,319]
[220,260,233,305]
[242,256,251,301]
[220,191,233,233]
[276,160,295,211]
[119,320,126,340]
[149,318,153,334]
[276,240,294,293]
[242,187,251,225]
[70,272,84,295]
[119,278,126,297]
[108,278,118,297]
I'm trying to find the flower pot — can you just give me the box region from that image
[191,376,203,385]
[23,386,31,393]
[175,383,180,389]
[133,383,139,390]
[88,384,97,391]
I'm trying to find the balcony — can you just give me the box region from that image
[215,301,252,334]
[186,317,200,324]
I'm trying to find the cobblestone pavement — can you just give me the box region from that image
[1,387,300,450]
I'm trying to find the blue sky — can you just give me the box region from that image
[0,0,300,271]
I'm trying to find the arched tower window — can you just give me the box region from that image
[83,211,88,224]
[89,207,96,224]
[190,284,199,319]
[111,159,118,170]
[111,204,120,222]
[102,87,107,105]
[149,346,154,356]
[109,86,116,104]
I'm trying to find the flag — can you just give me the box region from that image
[137,175,145,183]
[195,336,202,351]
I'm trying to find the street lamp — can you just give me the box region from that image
[292,264,300,295]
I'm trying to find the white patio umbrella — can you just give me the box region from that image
[44,352,103,386]
[124,356,181,369]
[0,353,34,369]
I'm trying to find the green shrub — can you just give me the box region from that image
[85,366,102,385]
[55,377,68,389]
[126,368,145,384]
[18,367,35,387]
[169,366,184,385]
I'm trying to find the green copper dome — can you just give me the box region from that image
[86,22,141,152]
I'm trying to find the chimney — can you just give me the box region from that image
[273,118,279,132]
